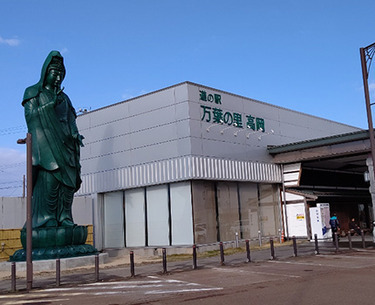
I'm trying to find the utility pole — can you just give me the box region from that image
[360,42,375,244]
[17,133,33,290]
[360,43,375,176]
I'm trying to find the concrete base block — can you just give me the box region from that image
[0,253,108,273]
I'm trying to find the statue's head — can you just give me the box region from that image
[44,56,65,91]
[22,50,67,105]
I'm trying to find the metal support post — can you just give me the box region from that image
[95,254,99,281]
[219,242,225,265]
[11,262,16,292]
[270,238,275,260]
[17,134,33,291]
[314,234,320,254]
[258,231,262,247]
[130,251,135,277]
[360,44,375,244]
[56,259,60,287]
[361,230,366,248]
[192,245,197,270]
[314,234,320,255]
[334,233,339,252]
[292,236,297,257]
[245,240,251,263]
[162,248,167,274]
[235,232,239,248]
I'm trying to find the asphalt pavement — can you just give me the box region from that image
[1,236,374,305]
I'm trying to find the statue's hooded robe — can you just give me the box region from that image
[22,51,82,227]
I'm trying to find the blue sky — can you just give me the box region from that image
[1,0,375,196]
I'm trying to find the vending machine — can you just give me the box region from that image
[309,203,331,240]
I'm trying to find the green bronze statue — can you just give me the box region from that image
[10,51,96,261]
[24,50,83,228]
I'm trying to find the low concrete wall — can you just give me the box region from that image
[0,253,108,273]
[0,196,94,261]
[0,197,26,229]
[0,196,93,229]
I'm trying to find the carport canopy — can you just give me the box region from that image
[268,130,375,232]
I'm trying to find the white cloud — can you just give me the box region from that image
[60,47,69,54]
[0,147,25,163]
[0,35,20,47]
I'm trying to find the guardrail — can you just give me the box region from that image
[7,232,374,293]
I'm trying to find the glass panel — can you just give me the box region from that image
[217,182,240,242]
[238,182,259,239]
[103,192,124,248]
[125,188,146,247]
[192,181,217,244]
[147,185,169,246]
[170,182,193,245]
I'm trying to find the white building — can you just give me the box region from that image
[76,81,361,251]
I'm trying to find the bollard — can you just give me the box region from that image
[258,231,262,247]
[348,233,353,250]
[56,259,60,287]
[334,232,339,252]
[130,251,135,277]
[192,245,197,270]
[235,232,239,248]
[220,242,225,265]
[95,254,99,282]
[270,238,275,260]
[162,248,167,274]
[314,234,320,255]
[245,240,251,263]
[292,236,297,257]
[361,230,366,248]
[11,262,16,292]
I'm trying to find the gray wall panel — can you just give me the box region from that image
[76,82,361,196]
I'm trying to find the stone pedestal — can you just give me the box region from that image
[10,226,97,261]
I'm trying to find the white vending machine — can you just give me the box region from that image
[309,203,331,240]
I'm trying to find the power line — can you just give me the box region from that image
[0,125,27,136]
[0,161,25,171]
[0,180,23,185]
[0,184,22,190]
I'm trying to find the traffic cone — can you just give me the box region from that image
[281,231,285,243]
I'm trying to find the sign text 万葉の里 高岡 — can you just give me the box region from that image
[199,90,265,131]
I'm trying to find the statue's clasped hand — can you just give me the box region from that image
[53,87,65,106]
[74,133,85,147]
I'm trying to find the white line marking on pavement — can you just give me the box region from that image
[93,291,131,296]
[145,287,223,295]
[83,280,164,286]
[4,298,70,305]
[318,254,375,260]
[0,295,25,299]
[267,260,369,269]
[211,267,301,278]
[45,282,199,292]
[2,276,222,300]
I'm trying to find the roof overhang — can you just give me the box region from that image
[267,130,370,170]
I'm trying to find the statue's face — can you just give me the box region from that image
[45,68,64,91]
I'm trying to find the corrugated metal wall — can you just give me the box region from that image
[77,156,282,195]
